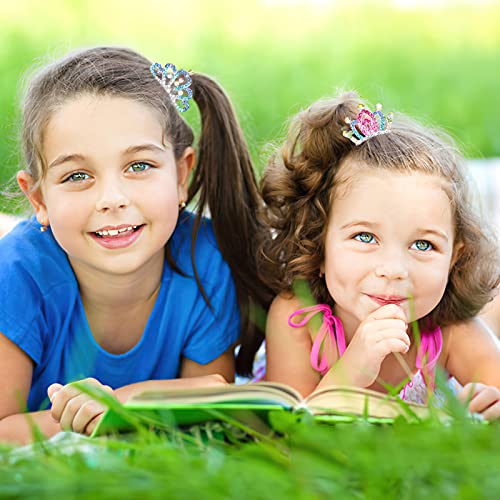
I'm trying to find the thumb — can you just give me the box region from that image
[366,303,407,323]
[47,383,64,401]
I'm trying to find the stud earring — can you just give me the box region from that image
[179,200,186,209]
[40,225,48,233]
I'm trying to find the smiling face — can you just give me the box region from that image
[322,167,456,336]
[21,94,193,280]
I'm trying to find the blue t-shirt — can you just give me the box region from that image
[0,213,240,411]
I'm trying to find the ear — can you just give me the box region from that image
[17,171,49,226]
[176,147,196,203]
[319,261,325,277]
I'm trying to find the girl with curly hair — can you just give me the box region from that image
[259,91,500,419]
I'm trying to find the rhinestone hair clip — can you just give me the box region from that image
[343,103,393,145]
[150,63,193,113]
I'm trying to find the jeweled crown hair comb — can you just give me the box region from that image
[150,63,193,113]
[343,103,393,145]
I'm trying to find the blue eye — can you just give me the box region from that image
[128,162,151,173]
[64,172,90,183]
[354,232,376,244]
[411,240,433,251]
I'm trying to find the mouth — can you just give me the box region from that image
[90,224,145,250]
[93,224,144,238]
[367,294,407,306]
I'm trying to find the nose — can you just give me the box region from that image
[95,179,130,212]
[374,249,409,280]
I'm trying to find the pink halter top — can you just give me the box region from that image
[288,304,443,404]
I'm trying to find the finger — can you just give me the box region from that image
[374,338,410,358]
[457,383,486,403]
[468,387,500,414]
[47,383,63,402]
[363,321,410,344]
[50,378,105,421]
[84,414,103,436]
[366,304,407,322]
[371,328,411,347]
[50,385,86,422]
[59,393,91,431]
[72,400,106,434]
[481,400,500,421]
[364,318,408,333]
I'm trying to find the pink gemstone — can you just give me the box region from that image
[357,110,378,136]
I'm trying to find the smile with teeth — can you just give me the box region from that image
[94,225,140,238]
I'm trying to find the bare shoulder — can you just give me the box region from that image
[267,292,309,341]
[268,292,302,321]
[265,292,320,396]
[443,318,500,386]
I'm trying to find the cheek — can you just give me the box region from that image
[323,242,362,300]
[414,259,451,311]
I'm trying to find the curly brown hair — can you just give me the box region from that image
[258,91,499,328]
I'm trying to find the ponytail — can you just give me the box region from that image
[189,73,273,375]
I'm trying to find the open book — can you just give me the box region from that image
[92,382,443,437]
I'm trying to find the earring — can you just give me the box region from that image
[179,200,186,209]
[40,225,48,233]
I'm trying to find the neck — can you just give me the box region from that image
[70,253,164,313]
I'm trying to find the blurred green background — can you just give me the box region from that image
[1,0,499,213]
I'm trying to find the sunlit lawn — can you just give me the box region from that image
[1,416,500,498]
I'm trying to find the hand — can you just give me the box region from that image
[48,378,115,435]
[329,304,410,388]
[458,383,500,421]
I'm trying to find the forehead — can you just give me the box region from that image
[331,168,454,231]
[43,94,165,160]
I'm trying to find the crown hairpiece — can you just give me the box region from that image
[150,62,193,113]
[343,103,393,145]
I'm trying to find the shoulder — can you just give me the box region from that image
[268,292,302,320]
[442,318,500,386]
[267,292,311,342]
[0,218,76,322]
[0,217,73,288]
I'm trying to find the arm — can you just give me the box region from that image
[48,347,235,436]
[444,318,500,387]
[0,333,62,445]
[445,318,500,420]
[265,294,321,397]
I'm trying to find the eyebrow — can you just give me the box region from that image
[122,143,167,155]
[415,228,450,242]
[48,143,167,170]
[48,153,86,170]
[340,220,380,230]
[340,221,450,241]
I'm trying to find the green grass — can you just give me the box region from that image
[1,1,500,214]
[1,418,499,499]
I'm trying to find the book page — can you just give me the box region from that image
[304,385,432,419]
[129,382,304,408]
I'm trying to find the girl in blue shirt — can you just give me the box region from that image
[0,46,271,443]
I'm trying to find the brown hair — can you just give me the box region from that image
[259,91,499,328]
[19,46,272,374]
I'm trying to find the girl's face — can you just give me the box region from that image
[21,95,193,280]
[322,168,456,333]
